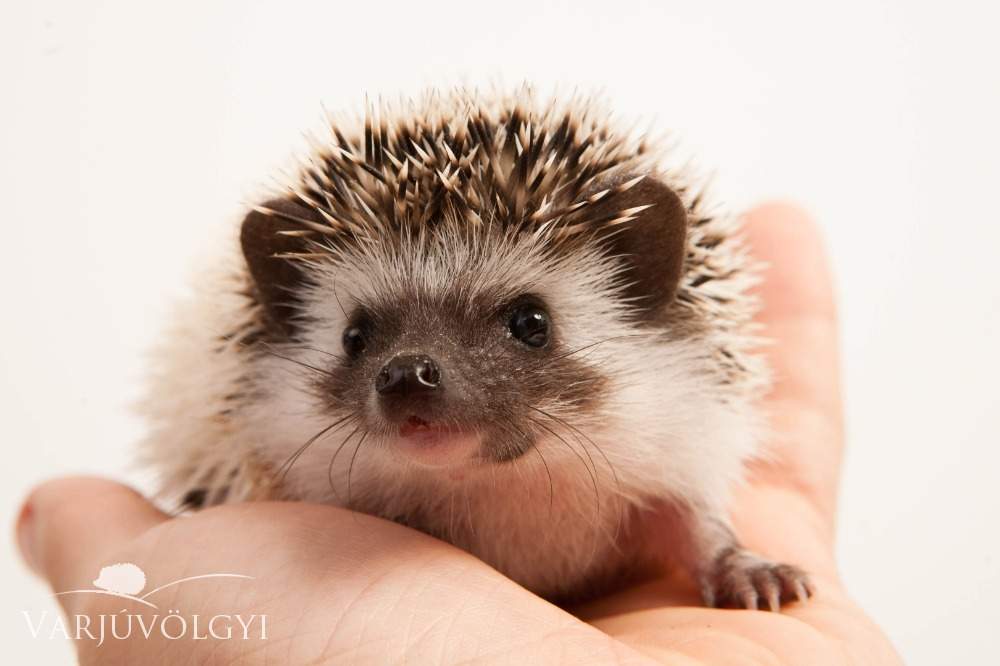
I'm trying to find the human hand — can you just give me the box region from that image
[15,203,902,664]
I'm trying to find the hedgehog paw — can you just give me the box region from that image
[699,548,813,611]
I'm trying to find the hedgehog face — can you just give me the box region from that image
[315,292,575,466]
[293,228,614,469]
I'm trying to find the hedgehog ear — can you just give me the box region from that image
[240,199,321,337]
[594,176,688,320]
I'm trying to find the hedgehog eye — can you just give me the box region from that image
[342,326,366,358]
[508,304,550,348]
[342,322,368,358]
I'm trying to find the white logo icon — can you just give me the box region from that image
[55,563,253,609]
[92,563,146,595]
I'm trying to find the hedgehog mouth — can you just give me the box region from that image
[391,416,481,467]
[398,415,436,436]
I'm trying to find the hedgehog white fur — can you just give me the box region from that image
[138,86,811,609]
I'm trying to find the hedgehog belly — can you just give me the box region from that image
[449,519,646,603]
[348,463,649,602]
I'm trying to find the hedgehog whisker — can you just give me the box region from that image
[286,344,343,360]
[332,278,350,320]
[525,334,640,372]
[257,343,333,378]
[277,412,357,484]
[526,404,624,540]
[525,406,618,564]
[346,430,370,508]
[463,485,476,538]
[501,416,554,513]
[524,404,601,492]
[525,413,600,522]
[326,418,365,500]
[532,441,556,514]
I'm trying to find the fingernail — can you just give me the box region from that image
[16,500,40,574]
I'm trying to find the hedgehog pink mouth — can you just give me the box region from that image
[398,415,440,438]
[393,416,480,468]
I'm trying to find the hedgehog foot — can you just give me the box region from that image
[698,547,813,611]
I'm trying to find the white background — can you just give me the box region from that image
[2,1,997,663]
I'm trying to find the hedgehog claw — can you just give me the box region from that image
[699,549,811,612]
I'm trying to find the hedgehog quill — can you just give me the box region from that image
[140,87,813,610]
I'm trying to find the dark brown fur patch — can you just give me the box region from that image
[313,286,607,463]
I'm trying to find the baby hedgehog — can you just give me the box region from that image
[140,87,812,610]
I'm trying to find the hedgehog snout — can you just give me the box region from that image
[373,352,452,424]
[376,353,442,396]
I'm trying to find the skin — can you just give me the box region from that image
[14,202,903,665]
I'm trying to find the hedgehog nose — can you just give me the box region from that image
[376,354,442,396]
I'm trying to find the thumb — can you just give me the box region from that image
[15,477,168,608]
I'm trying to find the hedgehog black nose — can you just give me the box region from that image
[376,354,441,396]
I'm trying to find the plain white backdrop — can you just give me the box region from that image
[2,1,997,663]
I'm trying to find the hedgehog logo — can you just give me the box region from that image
[54,562,253,609]
[92,563,146,595]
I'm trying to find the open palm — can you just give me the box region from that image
[16,203,902,664]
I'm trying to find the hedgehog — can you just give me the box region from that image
[139,86,813,609]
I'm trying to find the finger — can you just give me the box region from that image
[745,201,841,419]
[740,202,844,536]
[16,477,168,606]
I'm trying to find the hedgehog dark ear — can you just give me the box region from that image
[595,176,688,320]
[240,199,321,337]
